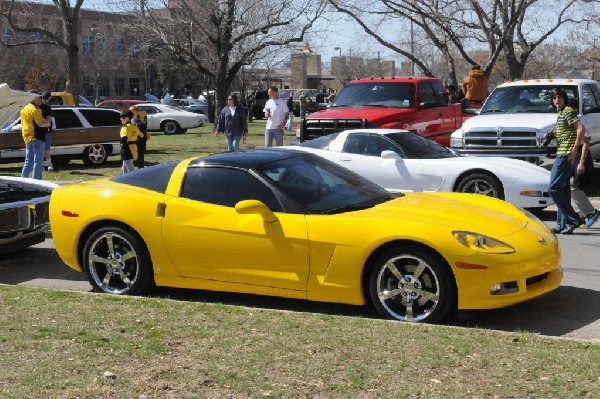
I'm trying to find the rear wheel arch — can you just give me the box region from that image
[78,220,154,294]
[161,120,181,135]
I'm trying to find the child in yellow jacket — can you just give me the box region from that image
[119,110,143,174]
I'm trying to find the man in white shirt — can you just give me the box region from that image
[263,86,289,147]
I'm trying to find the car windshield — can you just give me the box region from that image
[386,132,458,159]
[256,153,395,214]
[480,85,578,114]
[298,133,339,150]
[331,82,415,108]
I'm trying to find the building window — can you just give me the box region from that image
[83,76,94,97]
[3,28,13,43]
[82,35,94,56]
[130,77,140,97]
[99,77,110,98]
[115,77,125,96]
[17,31,26,43]
[114,38,124,57]
[129,38,139,59]
[32,31,42,41]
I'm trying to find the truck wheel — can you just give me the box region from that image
[82,144,108,165]
[162,120,181,135]
[456,173,504,199]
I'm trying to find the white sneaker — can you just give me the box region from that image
[47,159,53,171]
[48,166,54,171]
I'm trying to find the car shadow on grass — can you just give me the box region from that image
[150,284,600,338]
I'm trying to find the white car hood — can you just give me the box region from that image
[0,84,37,129]
[460,113,557,130]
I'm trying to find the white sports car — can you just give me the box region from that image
[135,103,208,135]
[293,129,554,209]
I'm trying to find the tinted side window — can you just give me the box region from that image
[181,167,282,211]
[53,109,83,128]
[111,161,177,193]
[79,109,121,126]
[431,80,449,106]
[418,82,438,107]
[581,84,600,114]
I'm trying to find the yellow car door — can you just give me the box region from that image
[161,165,310,293]
[161,198,309,292]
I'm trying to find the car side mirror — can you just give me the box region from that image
[381,150,403,161]
[235,200,278,223]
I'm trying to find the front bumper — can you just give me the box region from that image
[452,224,562,310]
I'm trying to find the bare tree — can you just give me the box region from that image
[1,0,85,103]
[126,0,327,118]
[328,0,589,85]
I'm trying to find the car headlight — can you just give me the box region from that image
[450,135,463,148]
[452,231,515,254]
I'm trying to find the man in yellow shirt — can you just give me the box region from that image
[20,93,51,180]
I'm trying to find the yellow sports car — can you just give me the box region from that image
[49,148,562,323]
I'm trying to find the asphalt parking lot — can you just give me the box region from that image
[1,203,599,342]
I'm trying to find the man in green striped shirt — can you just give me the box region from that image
[548,88,586,234]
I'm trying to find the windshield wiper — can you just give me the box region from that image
[320,197,391,214]
[514,109,545,113]
[480,109,506,114]
[362,103,389,107]
[332,104,352,108]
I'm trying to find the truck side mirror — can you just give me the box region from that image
[461,98,471,111]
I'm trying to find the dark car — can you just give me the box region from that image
[246,89,269,120]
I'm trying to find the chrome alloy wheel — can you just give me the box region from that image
[461,178,497,196]
[87,232,140,294]
[375,255,441,322]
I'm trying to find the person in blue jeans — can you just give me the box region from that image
[214,94,248,151]
[548,88,586,234]
[263,86,289,147]
[20,92,51,180]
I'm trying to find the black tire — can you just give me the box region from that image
[82,226,154,295]
[81,144,108,165]
[162,120,181,135]
[51,157,70,168]
[368,246,456,323]
[456,173,503,199]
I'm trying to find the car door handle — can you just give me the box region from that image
[79,130,86,133]
[339,157,352,162]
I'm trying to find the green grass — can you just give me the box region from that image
[0,285,598,398]
[0,119,292,182]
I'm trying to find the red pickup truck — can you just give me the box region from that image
[298,77,474,146]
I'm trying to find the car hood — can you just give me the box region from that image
[0,84,37,129]
[365,192,529,238]
[460,113,556,131]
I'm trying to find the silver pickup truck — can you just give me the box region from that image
[450,79,600,163]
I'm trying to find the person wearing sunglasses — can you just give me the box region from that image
[214,94,248,151]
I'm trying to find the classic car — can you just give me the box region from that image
[1,106,122,166]
[293,129,554,209]
[134,103,208,134]
[49,148,561,323]
[1,176,56,253]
